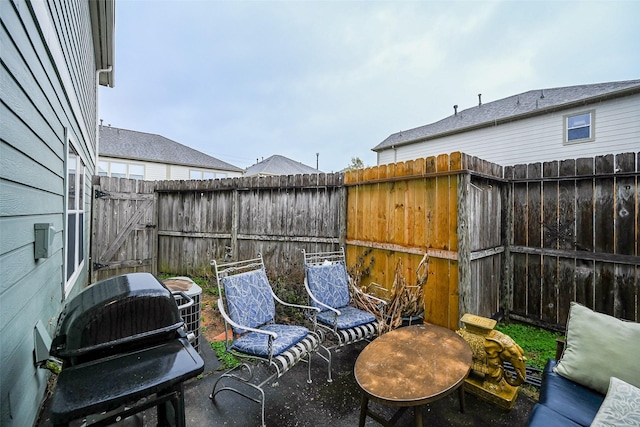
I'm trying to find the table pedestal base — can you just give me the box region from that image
[359,385,466,427]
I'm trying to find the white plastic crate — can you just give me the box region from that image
[163,276,202,352]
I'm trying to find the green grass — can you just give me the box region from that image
[210,340,241,370]
[495,322,564,371]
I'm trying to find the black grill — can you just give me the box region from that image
[48,273,204,427]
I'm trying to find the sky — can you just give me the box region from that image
[99,0,640,173]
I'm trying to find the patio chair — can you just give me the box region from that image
[209,254,330,426]
[302,248,386,353]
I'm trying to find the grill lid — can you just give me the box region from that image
[51,273,184,360]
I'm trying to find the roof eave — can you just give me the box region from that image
[373,83,640,152]
[90,0,115,87]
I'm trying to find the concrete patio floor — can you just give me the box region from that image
[37,339,536,427]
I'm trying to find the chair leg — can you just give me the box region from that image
[210,364,272,426]
[313,344,333,383]
[258,387,266,427]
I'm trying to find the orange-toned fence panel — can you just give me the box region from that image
[345,153,464,330]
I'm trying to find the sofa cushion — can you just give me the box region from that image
[526,404,583,427]
[591,377,640,427]
[538,359,604,426]
[553,302,640,394]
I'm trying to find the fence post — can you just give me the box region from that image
[457,171,472,319]
[231,187,239,261]
[501,175,513,318]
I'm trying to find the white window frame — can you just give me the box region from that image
[65,141,86,295]
[110,161,127,178]
[99,160,145,180]
[564,110,595,144]
[98,160,109,176]
[128,164,144,180]
[189,169,217,180]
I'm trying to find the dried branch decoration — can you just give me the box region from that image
[349,253,429,334]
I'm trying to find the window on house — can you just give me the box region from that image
[565,110,594,143]
[129,164,144,180]
[98,161,108,176]
[190,170,216,180]
[110,162,127,178]
[66,144,85,289]
[99,161,144,179]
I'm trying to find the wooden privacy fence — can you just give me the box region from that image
[91,177,157,283]
[91,150,639,330]
[91,174,345,283]
[507,152,640,329]
[344,152,506,330]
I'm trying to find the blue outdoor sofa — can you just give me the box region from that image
[526,303,640,427]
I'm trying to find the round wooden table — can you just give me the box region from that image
[354,324,472,427]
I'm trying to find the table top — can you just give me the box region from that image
[354,324,472,406]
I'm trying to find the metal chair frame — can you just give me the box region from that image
[209,254,331,427]
[302,248,386,356]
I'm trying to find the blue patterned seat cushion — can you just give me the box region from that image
[305,263,350,310]
[232,324,309,357]
[316,306,376,330]
[222,270,276,334]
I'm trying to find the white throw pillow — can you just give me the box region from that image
[591,377,640,426]
[553,302,640,394]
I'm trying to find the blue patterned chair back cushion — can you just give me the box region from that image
[305,263,350,310]
[222,269,276,334]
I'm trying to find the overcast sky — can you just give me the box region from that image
[99,0,640,173]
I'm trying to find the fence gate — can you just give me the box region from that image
[90,176,158,283]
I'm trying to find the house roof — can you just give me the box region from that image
[244,155,322,176]
[373,79,640,152]
[99,126,243,172]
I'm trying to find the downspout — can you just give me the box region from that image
[91,66,112,283]
[95,66,112,166]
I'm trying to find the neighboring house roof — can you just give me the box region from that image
[244,155,322,176]
[374,79,640,152]
[99,126,243,172]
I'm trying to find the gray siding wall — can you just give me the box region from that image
[1,1,98,425]
[377,95,640,168]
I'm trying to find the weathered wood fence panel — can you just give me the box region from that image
[507,152,639,329]
[92,151,638,330]
[466,175,504,319]
[90,177,157,283]
[154,174,345,278]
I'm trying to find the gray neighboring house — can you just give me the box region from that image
[99,125,244,180]
[374,79,640,167]
[245,154,322,176]
[0,1,114,425]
